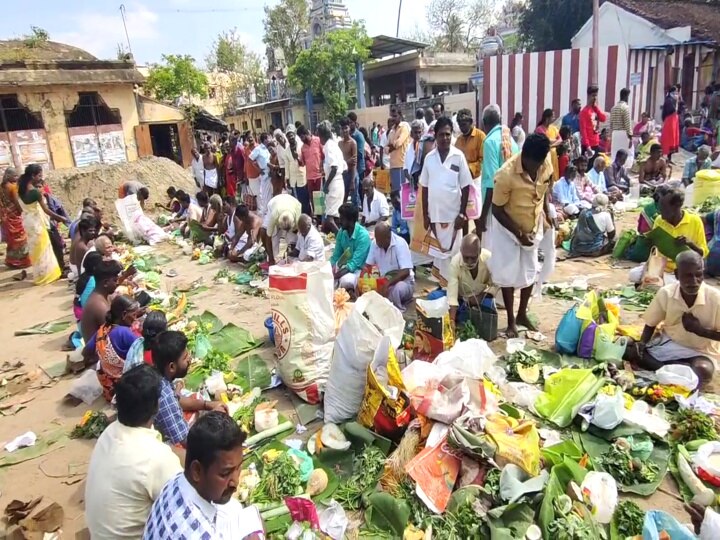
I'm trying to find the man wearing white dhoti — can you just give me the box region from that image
[489,133,555,337]
[419,116,472,287]
[610,88,634,169]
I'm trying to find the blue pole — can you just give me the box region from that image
[305,89,313,128]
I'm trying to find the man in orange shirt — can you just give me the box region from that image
[455,108,486,232]
[386,106,410,197]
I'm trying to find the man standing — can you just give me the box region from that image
[244,133,261,210]
[348,112,366,200]
[339,118,359,206]
[298,125,323,217]
[415,108,429,135]
[190,148,204,189]
[249,133,271,216]
[561,98,582,134]
[284,125,310,214]
[318,122,347,234]
[404,120,425,187]
[455,108,487,232]
[478,104,519,241]
[144,412,264,539]
[489,133,554,337]
[419,116,472,286]
[202,143,219,195]
[579,86,607,165]
[366,221,415,311]
[387,106,411,196]
[610,88,633,168]
[329,203,371,294]
[429,101,445,133]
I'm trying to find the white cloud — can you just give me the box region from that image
[55,3,158,60]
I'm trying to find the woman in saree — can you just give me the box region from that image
[82,295,142,401]
[661,86,680,164]
[189,193,223,244]
[17,164,69,285]
[0,167,30,271]
[123,310,168,373]
[535,109,562,181]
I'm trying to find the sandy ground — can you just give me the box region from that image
[0,208,703,537]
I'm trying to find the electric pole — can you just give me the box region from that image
[396,0,403,38]
[119,4,133,57]
[591,0,599,86]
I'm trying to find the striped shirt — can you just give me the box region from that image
[610,101,632,135]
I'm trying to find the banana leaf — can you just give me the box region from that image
[539,457,593,539]
[0,429,67,467]
[343,421,393,455]
[541,439,584,467]
[486,502,536,540]
[534,369,605,428]
[230,354,271,390]
[667,449,704,504]
[577,431,670,496]
[208,324,262,357]
[190,311,224,334]
[15,318,72,336]
[364,492,410,537]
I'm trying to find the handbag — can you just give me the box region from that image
[401,183,416,220]
[640,247,666,290]
[555,305,582,354]
[467,296,498,342]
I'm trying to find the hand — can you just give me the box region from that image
[454,214,467,230]
[123,265,138,279]
[378,282,389,297]
[684,502,706,534]
[682,312,705,336]
[64,218,72,226]
[423,215,431,230]
[551,217,559,229]
[518,232,535,246]
[675,235,688,246]
[334,267,349,280]
[208,400,228,413]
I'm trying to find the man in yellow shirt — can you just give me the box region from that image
[488,133,554,337]
[625,251,718,384]
[447,233,495,323]
[652,187,708,272]
[455,108,486,179]
[386,106,410,196]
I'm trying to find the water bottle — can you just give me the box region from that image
[629,178,640,200]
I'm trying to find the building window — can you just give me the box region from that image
[459,84,468,93]
[254,118,262,129]
[65,92,121,127]
[0,95,44,132]
[242,121,249,131]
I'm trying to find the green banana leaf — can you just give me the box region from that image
[534,369,605,428]
[486,502,536,540]
[230,354,271,390]
[577,431,670,496]
[15,318,72,336]
[343,421,393,455]
[541,439,584,467]
[539,457,593,539]
[190,310,224,334]
[208,323,262,357]
[0,429,67,467]
[364,492,410,537]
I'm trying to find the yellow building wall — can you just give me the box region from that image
[138,97,185,123]
[224,103,324,134]
[2,84,140,170]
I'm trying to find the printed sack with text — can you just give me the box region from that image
[414,296,454,362]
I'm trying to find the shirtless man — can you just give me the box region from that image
[80,259,123,343]
[69,217,98,278]
[228,204,263,262]
[638,143,669,187]
[202,143,220,195]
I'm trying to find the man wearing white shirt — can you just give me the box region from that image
[403,120,424,187]
[360,176,390,228]
[318,122,347,234]
[366,221,415,311]
[86,365,182,540]
[249,134,272,216]
[294,214,325,262]
[284,125,310,215]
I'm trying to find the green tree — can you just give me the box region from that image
[288,24,372,121]
[425,0,498,52]
[517,0,592,51]
[23,26,50,48]
[263,0,310,68]
[145,54,208,101]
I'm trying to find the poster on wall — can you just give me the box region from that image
[68,125,127,167]
[98,128,127,164]
[10,130,52,172]
[70,132,101,167]
[0,134,12,170]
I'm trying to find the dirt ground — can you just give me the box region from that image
[0,207,703,537]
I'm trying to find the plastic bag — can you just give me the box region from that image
[357,266,388,295]
[192,333,212,360]
[324,292,405,424]
[409,375,467,424]
[580,471,618,524]
[318,500,348,540]
[576,291,619,359]
[656,364,699,392]
[433,338,497,380]
[642,510,696,540]
[555,305,582,354]
[405,437,462,513]
[68,369,103,405]
[499,464,549,504]
[700,507,720,540]
[693,441,720,483]
[534,368,604,428]
[401,182,416,220]
[114,194,143,243]
[357,336,412,440]
[414,296,454,361]
[332,289,352,335]
[269,261,336,404]
[484,413,542,475]
[594,333,628,364]
[640,247,667,290]
[591,391,625,430]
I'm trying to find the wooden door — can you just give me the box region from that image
[134,124,153,158]
[177,121,193,168]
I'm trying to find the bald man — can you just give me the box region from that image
[447,233,495,323]
[625,251,719,384]
[365,221,415,311]
[260,174,301,265]
[293,214,325,262]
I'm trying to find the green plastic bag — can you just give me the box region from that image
[534,368,605,428]
[612,229,636,259]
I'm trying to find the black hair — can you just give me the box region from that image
[142,310,167,351]
[115,364,162,427]
[616,148,628,160]
[522,133,551,163]
[571,98,581,105]
[564,164,577,178]
[75,251,103,296]
[152,330,188,375]
[559,126,572,139]
[223,196,237,206]
[78,216,99,235]
[457,108,473,121]
[574,155,589,165]
[166,186,177,197]
[138,187,150,200]
[338,202,359,223]
[557,144,567,156]
[196,191,209,204]
[538,108,554,126]
[587,85,599,95]
[18,163,42,198]
[434,116,454,133]
[347,111,358,123]
[433,102,444,112]
[665,187,684,207]
[358,127,371,146]
[317,123,332,141]
[339,118,350,129]
[297,125,309,137]
[93,259,123,282]
[236,204,249,219]
[177,191,190,204]
[650,143,662,153]
[620,88,630,101]
[511,112,523,128]
[185,411,246,472]
[259,133,270,145]
[82,197,96,208]
[415,108,425,119]
[105,294,136,325]
[653,183,671,203]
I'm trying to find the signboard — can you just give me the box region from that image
[68,124,127,167]
[629,72,642,86]
[9,130,52,172]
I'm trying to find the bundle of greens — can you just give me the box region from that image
[232,396,264,434]
[203,349,231,373]
[505,349,543,384]
[71,411,110,439]
[613,500,645,538]
[214,268,233,282]
[483,468,501,502]
[334,445,386,510]
[695,195,720,214]
[547,496,594,540]
[598,439,660,485]
[249,452,302,504]
[612,286,657,311]
[670,408,719,444]
[456,320,477,341]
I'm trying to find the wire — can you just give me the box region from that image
[134,7,262,14]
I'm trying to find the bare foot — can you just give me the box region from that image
[12,270,27,281]
[516,313,538,331]
[505,324,519,338]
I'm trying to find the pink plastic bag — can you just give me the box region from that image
[401,183,416,220]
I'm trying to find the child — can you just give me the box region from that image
[574,155,597,203]
[391,192,410,244]
[557,143,569,179]
[156,186,181,213]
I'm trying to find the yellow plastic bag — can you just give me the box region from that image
[484,413,541,476]
[576,290,620,359]
[358,337,411,440]
[374,168,391,194]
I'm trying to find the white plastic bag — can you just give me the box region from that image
[114,194,143,243]
[580,471,618,524]
[318,500,349,540]
[693,441,720,480]
[131,214,168,245]
[323,291,404,423]
[656,364,699,391]
[269,261,336,404]
[68,369,103,405]
[700,507,720,540]
[433,338,498,380]
[591,391,625,430]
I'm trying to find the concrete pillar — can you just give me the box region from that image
[355,61,366,109]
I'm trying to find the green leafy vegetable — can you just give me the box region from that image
[70,411,110,439]
[456,320,477,341]
[597,439,659,486]
[671,408,719,444]
[695,195,720,214]
[232,396,264,434]
[249,452,302,504]
[612,500,645,539]
[334,445,386,510]
[505,349,544,383]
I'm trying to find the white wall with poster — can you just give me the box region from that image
[4,130,53,172]
[68,124,127,167]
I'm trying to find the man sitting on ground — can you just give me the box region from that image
[552,165,585,219]
[85,365,182,540]
[625,251,718,385]
[293,214,325,262]
[605,149,631,194]
[69,216,98,280]
[329,203,371,294]
[447,233,494,324]
[365,222,415,311]
[80,259,123,343]
[152,331,227,449]
[682,144,713,186]
[228,204,263,263]
[119,181,149,209]
[639,144,669,187]
[360,176,390,229]
[569,193,616,257]
[261,174,302,266]
[144,412,263,539]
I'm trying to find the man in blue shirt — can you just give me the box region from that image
[348,112,366,202]
[552,164,583,218]
[329,203,371,295]
[561,98,582,134]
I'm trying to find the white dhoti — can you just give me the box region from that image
[204,168,218,189]
[426,223,462,287]
[487,216,539,289]
[272,230,298,261]
[248,177,261,196]
[337,270,360,291]
[258,177,272,217]
[611,131,634,170]
[537,222,556,295]
[324,177,344,218]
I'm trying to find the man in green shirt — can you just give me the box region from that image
[330,203,371,294]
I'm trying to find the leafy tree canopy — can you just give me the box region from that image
[145,54,208,102]
[263,0,310,68]
[517,0,592,51]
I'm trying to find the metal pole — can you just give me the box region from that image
[591,0,599,86]
[119,4,133,57]
[396,0,403,38]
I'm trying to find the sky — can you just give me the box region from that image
[1,0,431,67]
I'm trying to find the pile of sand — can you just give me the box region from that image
[46,157,198,216]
